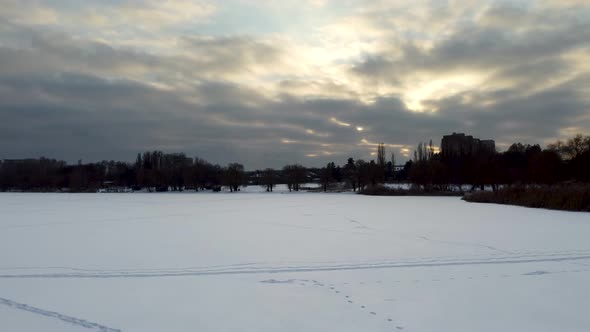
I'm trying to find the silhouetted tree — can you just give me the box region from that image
[319,162,336,192]
[549,134,590,182]
[283,164,306,191]
[354,159,369,190]
[549,134,590,160]
[531,150,562,185]
[261,168,277,192]
[3,133,589,193]
[389,152,396,181]
[368,160,380,186]
[375,143,386,184]
[343,158,358,191]
[224,163,245,192]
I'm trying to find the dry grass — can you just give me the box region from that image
[463,185,590,212]
[360,185,464,197]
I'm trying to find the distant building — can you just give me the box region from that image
[393,165,405,171]
[441,133,495,158]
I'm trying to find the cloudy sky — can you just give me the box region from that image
[1,0,589,168]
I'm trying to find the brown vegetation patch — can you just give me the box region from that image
[360,185,464,197]
[463,185,590,212]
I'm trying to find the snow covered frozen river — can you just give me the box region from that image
[1,192,589,332]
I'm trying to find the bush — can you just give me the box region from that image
[463,185,590,212]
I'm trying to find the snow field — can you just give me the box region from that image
[1,193,589,331]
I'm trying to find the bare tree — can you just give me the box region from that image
[343,158,358,191]
[374,143,386,184]
[224,163,245,192]
[354,159,369,191]
[549,134,590,159]
[377,143,386,168]
[390,152,396,181]
[261,168,276,192]
[319,162,336,192]
[283,164,306,192]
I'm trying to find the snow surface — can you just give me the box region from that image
[1,192,589,332]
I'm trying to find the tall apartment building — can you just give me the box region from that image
[441,133,495,158]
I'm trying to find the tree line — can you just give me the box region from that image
[1,134,589,193]
[0,151,311,193]
[407,134,590,192]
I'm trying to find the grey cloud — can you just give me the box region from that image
[344,1,590,151]
[352,3,590,81]
[1,2,590,169]
[180,36,284,74]
[0,71,351,167]
[427,81,590,145]
[0,24,285,86]
[353,23,590,81]
[2,70,589,168]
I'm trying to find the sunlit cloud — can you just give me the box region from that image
[403,73,488,112]
[330,117,352,127]
[401,148,411,157]
[359,139,407,149]
[304,128,331,138]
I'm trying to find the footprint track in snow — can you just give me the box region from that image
[262,279,407,330]
[0,297,121,332]
[264,264,590,332]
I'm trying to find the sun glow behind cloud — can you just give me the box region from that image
[403,73,488,112]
